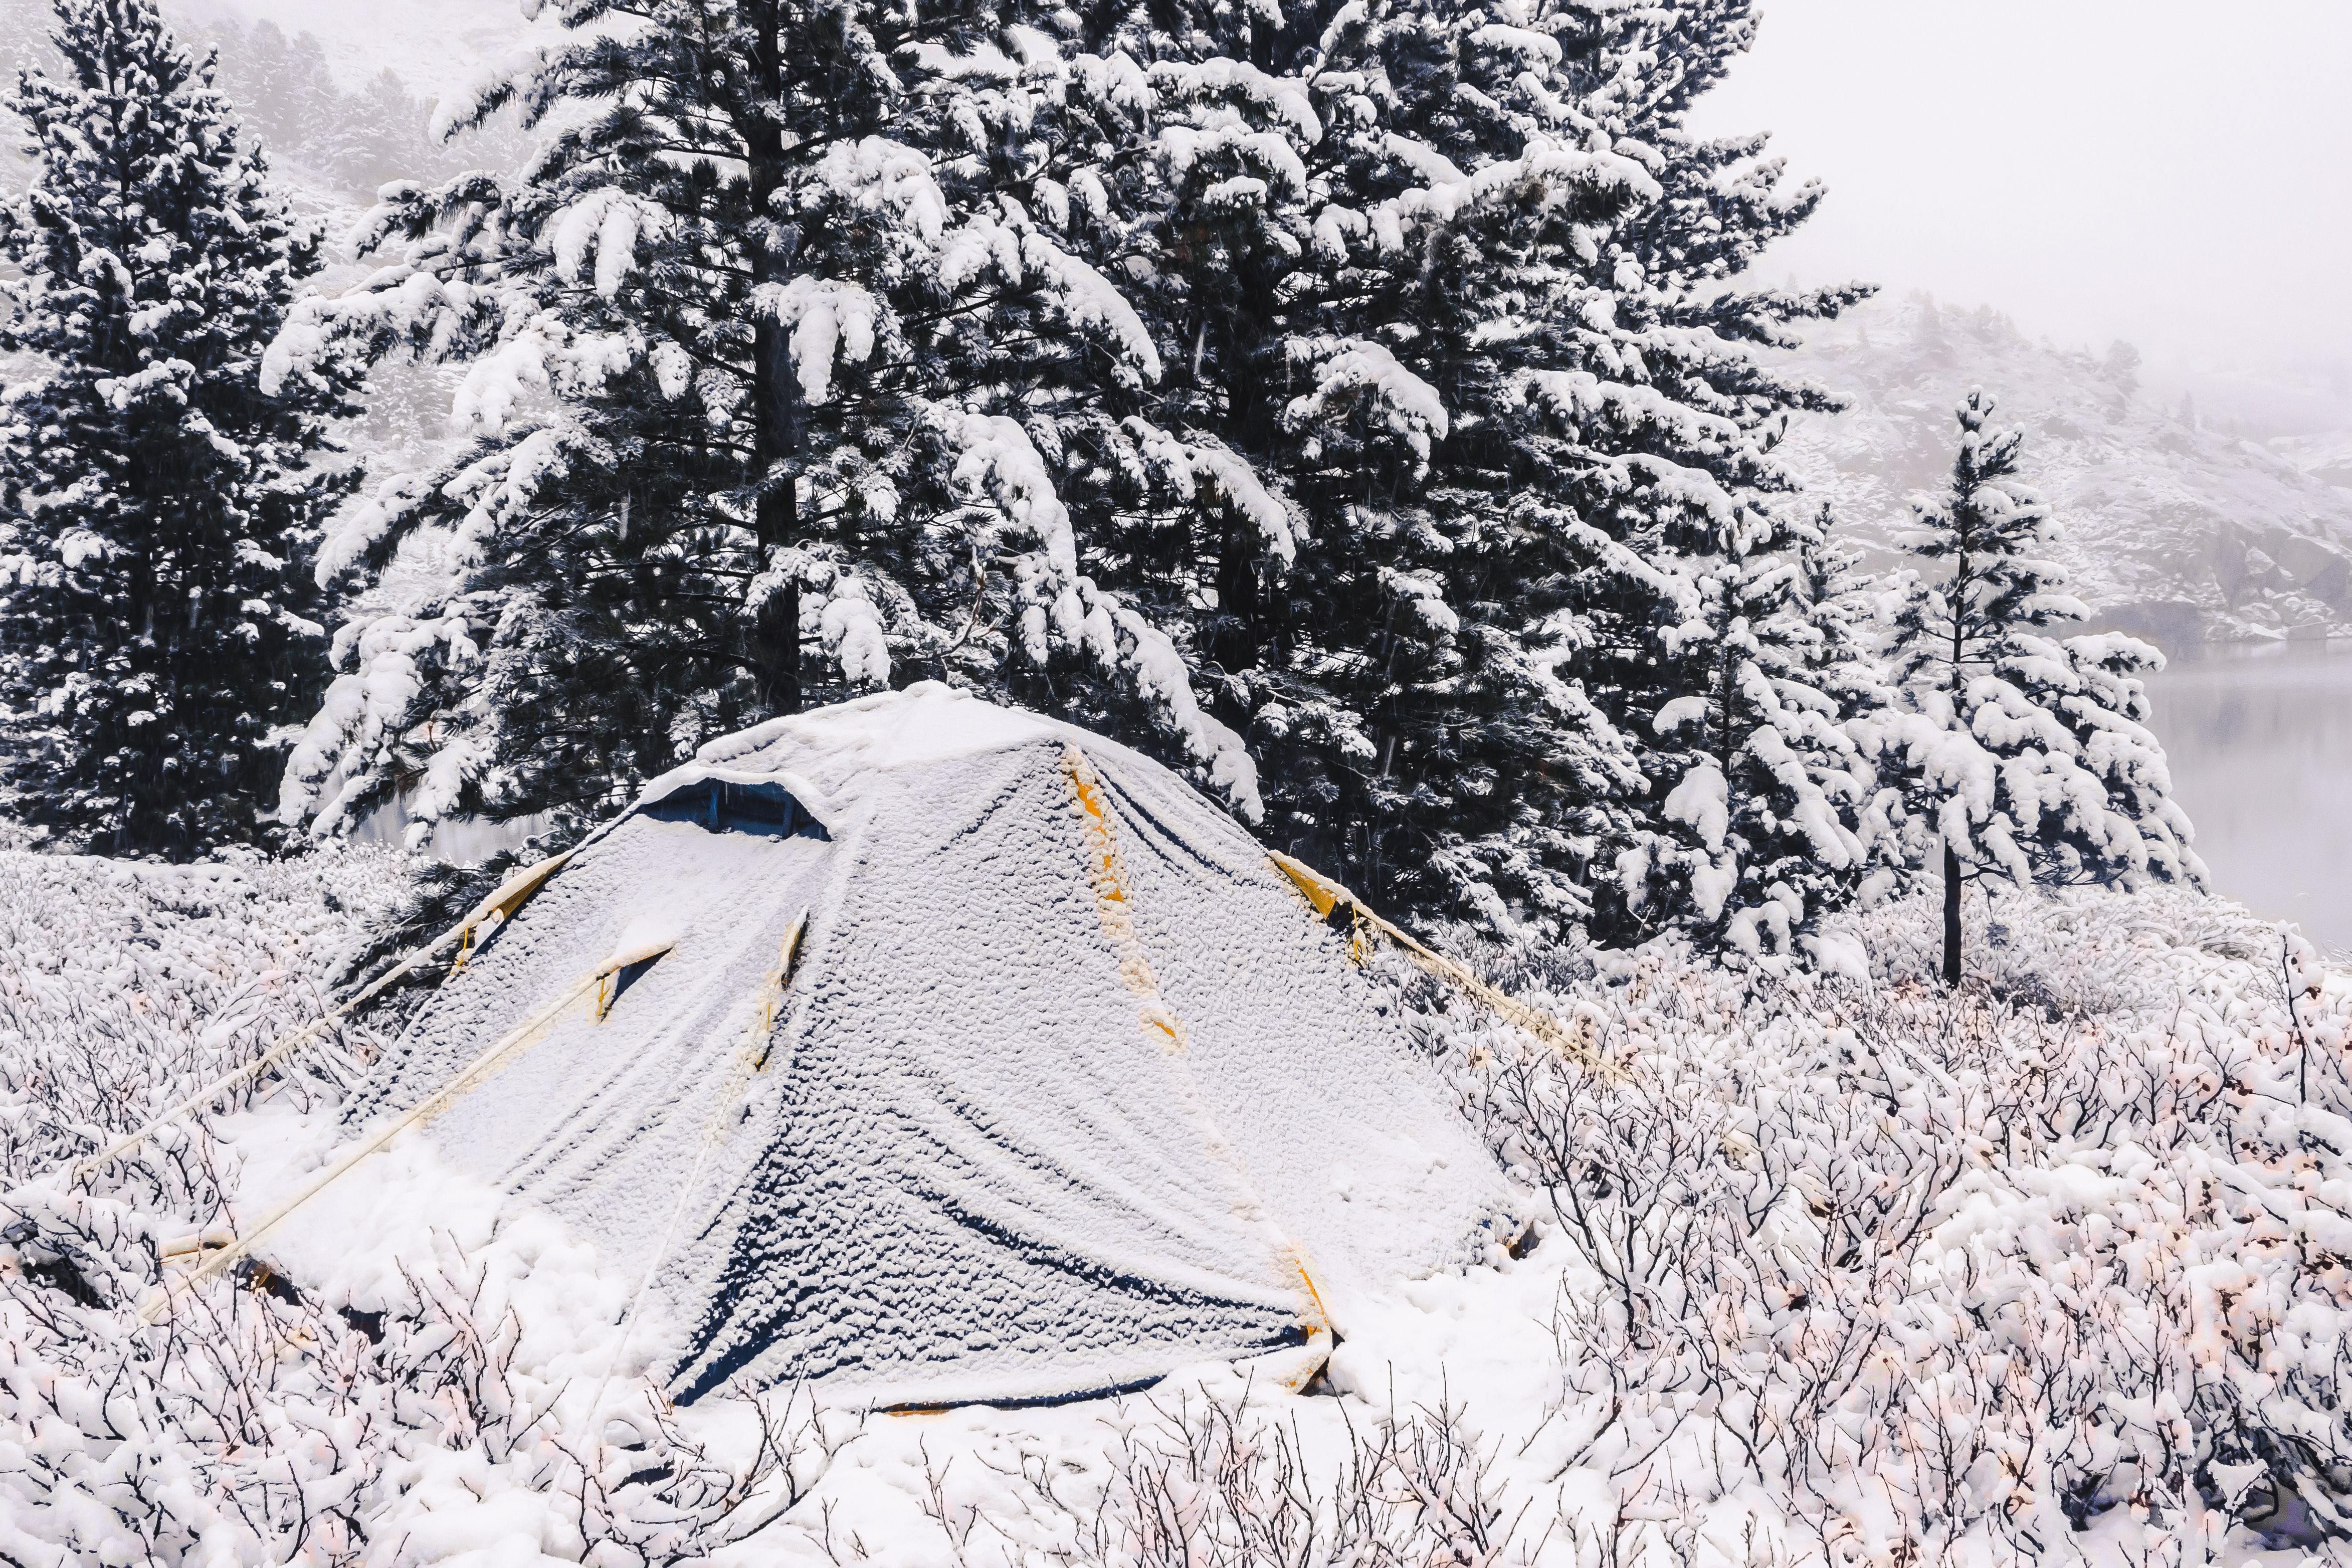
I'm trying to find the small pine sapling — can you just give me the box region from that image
[1612,511,1904,957]
[1871,389,2205,985]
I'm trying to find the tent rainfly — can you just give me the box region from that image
[349,684,1522,1408]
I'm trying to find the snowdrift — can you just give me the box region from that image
[348,683,1518,1407]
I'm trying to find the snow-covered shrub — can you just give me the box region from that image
[1422,887,2352,1559]
[0,841,854,1565]
[916,1382,1508,1568]
[0,1211,845,1567]
[349,1252,852,1568]
[1,1190,380,1563]
[0,845,413,1196]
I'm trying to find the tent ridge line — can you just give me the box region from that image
[666,786,881,1400]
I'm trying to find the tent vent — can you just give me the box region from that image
[642,779,828,840]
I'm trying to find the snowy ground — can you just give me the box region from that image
[5,838,2351,1565]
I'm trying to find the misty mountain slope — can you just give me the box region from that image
[0,0,513,483]
[1775,295,2352,647]
[171,0,551,104]
[2285,426,2352,490]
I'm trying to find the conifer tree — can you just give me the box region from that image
[2101,339,2141,400]
[1872,388,2205,984]
[0,0,361,857]
[200,22,528,198]
[1483,0,1878,946]
[1071,0,1872,939]
[228,20,333,155]
[1609,512,1903,954]
[267,0,1262,846]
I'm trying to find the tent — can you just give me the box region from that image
[352,684,1520,1408]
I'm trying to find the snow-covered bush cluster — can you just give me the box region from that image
[0,843,856,1565]
[0,840,410,1195]
[1423,886,2352,1560]
[7,827,2344,1566]
[915,1385,1514,1568]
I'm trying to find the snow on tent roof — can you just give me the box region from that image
[352,683,1520,1408]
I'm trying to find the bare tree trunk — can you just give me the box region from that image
[749,559,801,717]
[747,251,803,718]
[745,0,803,719]
[1942,834,1963,988]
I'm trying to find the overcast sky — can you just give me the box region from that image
[1689,0,2352,375]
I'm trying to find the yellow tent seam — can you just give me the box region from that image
[1063,748,1334,1386]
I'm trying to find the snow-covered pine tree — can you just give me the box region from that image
[0,0,362,858]
[221,19,333,156]
[1524,1,1884,948]
[329,70,429,192]
[1872,388,2205,984]
[1609,506,1908,954]
[1074,0,1874,941]
[2101,339,2141,400]
[266,0,1263,847]
[1088,0,1563,924]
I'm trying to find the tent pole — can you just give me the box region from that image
[1064,748,1337,1391]
[70,851,576,1188]
[575,909,809,1442]
[140,962,609,1323]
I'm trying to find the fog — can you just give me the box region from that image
[1690,0,2352,379]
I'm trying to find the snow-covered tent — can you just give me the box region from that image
[355,684,1519,1408]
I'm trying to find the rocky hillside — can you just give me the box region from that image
[1775,295,2352,648]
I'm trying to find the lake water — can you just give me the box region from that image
[2143,639,2352,954]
